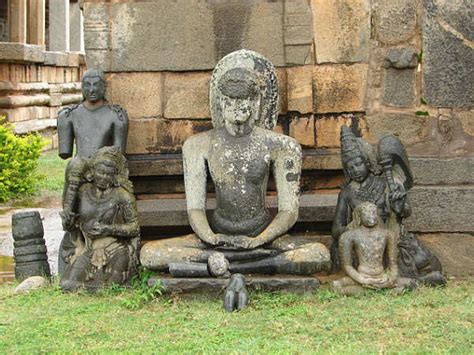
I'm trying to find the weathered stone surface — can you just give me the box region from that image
[1,106,52,122]
[315,114,363,148]
[83,1,286,72]
[312,64,367,113]
[374,0,417,44]
[287,66,313,114]
[418,233,474,278]
[137,193,337,228]
[276,68,288,114]
[164,72,211,119]
[383,68,416,107]
[410,156,474,185]
[148,275,320,295]
[107,72,163,119]
[405,186,474,233]
[422,0,474,108]
[285,44,314,66]
[0,43,44,63]
[364,113,428,147]
[14,276,48,294]
[311,0,370,63]
[383,47,418,69]
[289,115,315,147]
[126,119,212,155]
[457,111,474,136]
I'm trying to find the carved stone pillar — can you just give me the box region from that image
[9,0,27,43]
[48,0,69,51]
[27,0,45,47]
[69,1,84,52]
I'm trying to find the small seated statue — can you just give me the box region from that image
[332,126,446,286]
[332,202,413,295]
[140,49,330,276]
[60,147,140,292]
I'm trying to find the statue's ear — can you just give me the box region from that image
[85,171,93,182]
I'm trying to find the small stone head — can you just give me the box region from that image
[340,126,381,183]
[86,147,131,192]
[354,202,380,228]
[218,68,261,137]
[82,68,106,103]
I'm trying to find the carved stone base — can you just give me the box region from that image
[148,275,320,295]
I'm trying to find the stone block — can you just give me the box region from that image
[383,47,418,69]
[287,66,313,114]
[1,106,51,123]
[410,156,474,185]
[126,118,212,155]
[148,275,320,295]
[374,0,417,44]
[107,72,163,119]
[383,68,416,107]
[289,115,315,147]
[364,113,428,147]
[315,114,357,148]
[405,186,474,233]
[164,72,211,119]
[422,0,474,108]
[418,233,474,278]
[457,111,474,136]
[312,64,367,113]
[0,43,44,63]
[311,0,370,63]
[276,68,288,114]
[85,1,286,72]
[285,44,314,66]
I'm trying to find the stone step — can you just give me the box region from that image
[148,275,320,295]
[137,193,338,228]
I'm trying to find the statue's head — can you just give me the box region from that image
[217,68,261,137]
[86,146,132,192]
[82,68,106,103]
[340,126,381,183]
[354,202,379,228]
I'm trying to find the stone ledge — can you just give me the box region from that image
[148,275,320,294]
[137,193,338,228]
[0,43,85,67]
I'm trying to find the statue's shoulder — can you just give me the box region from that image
[262,128,302,157]
[107,104,129,122]
[58,103,80,119]
[183,130,213,153]
[115,186,136,202]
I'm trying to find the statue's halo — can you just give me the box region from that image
[210,49,279,130]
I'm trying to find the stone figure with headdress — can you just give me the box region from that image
[332,126,445,286]
[60,146,140,292]
[140,49,331,278]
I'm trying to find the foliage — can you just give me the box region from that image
[0,122,44,202]
[415,110,430,116]
[0,280,472,353]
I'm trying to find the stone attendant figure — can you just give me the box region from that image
[332,126,445,286]
[60,147,140,292]
[332,202,413,295]
[57,68,129,274]
[141,50,330,276]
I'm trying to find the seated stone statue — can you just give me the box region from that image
[60,147,140,292]
[332,202,413,295]
[140,50,330,276]
[57,68,129,274]
[331,126,446,286]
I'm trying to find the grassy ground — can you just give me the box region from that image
[36,149,68,196]
[0,279,472,353]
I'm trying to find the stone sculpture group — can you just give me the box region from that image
[13,49,445,309]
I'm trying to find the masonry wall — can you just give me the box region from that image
[81,0,473,275]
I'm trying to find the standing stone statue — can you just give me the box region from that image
[332,126,445,286]
[60,147,140,292]
[332,202,414,295]
[140,49,330,276]
[57,68,129,274]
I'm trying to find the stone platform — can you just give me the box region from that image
[148,275,320,295]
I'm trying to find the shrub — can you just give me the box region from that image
[0,122,44,202]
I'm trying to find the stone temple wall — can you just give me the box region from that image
[81,0,473,275]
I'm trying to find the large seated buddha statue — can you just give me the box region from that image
[140,50,330,277]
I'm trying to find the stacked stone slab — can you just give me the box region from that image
[80,0,473,276]
[12,211,51,281]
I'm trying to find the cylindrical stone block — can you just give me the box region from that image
[12,211,51,281]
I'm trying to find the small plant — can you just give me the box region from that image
[0,122,44,202]
[120,268,163,310]
[415,110,429,116]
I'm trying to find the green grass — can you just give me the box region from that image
[0,280,472,353]
[36,149,68,194]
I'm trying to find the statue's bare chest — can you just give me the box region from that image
[207,135,271,185]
